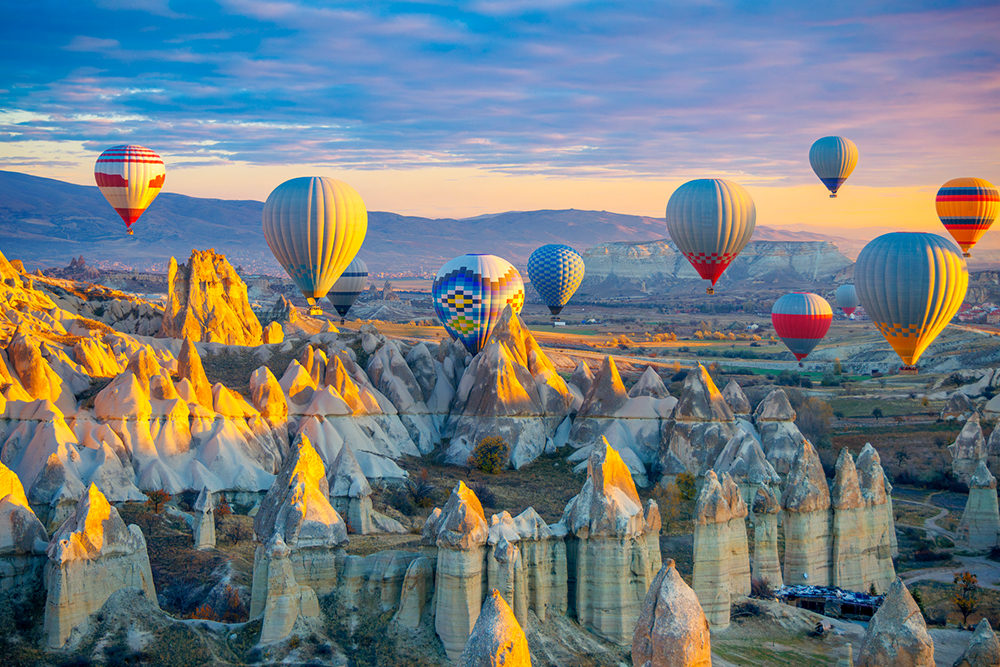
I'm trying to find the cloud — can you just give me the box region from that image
[63,36,121,52]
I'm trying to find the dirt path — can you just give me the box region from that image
[893,494,956,541]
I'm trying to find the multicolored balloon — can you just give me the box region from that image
[94,145,165,235]
[809,136,858,198]
[432,254,525,355]
[935,177,999,258]
[771,292,832,362]
[262,177,367,316]
[835,284,859,318]
[855,232,968,371]
[526,244,585,317]
[328,257,368,319]
[665,178,756,294]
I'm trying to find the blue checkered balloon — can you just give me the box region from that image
[526,244,585,316]
[432,254,525,355]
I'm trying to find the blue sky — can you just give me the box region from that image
[0,0,997,219]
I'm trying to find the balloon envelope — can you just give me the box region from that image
[94,145,165,233]
[771,292,832,361]
[262,177,367,306]
[665,178,756,290]
[526,244,585,316]
[809,136,858,197]
[432,254,525,355]
[328,257,368,318]
[854,232,968,367]
[835,284,859,317]
[935,177,999,256]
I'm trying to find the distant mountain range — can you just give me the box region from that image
[4,169,998,274]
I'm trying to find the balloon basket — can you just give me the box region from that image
[830,194,837,199]
[127,229,134,235]
[798,363,804,368]
[340,317,346,325]
[308,306,323,316]
[900,365,918,375]
[706,287,715,295]
[964,252,971,258]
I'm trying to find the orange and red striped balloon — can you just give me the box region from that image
[94,145,166,234]
[936,177,999,257]
[771,292,832,361]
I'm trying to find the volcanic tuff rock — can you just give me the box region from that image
[366,336,440,455]
[754,388,810,476]
[831,449,870,590]
[942,391,977,421]
[692,470,749,628]
[950,413,988,484]
[192,487,215,550]
[422,481,489,661]
[782,440,832,585]
[958,461,1000,550]
[713,428,781,504]
[457,589,532,667]
[658,364,734,477]
[0,460,48,612]
[159,249,263,345]
[570,361,595,398]
[954,619,1000,667]
[43,484,156,648]
[857,579,935,667]
[751,484,782,588]
[856,443,898,559]
[561,442,660,644]
[722,379,751,415]
[632,559,711,667]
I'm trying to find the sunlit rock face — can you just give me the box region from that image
[444,308,573,470]
[657,365,734,478]
[950,413,987,484]
[0,459,48,613]
[422,481,489,662]
[159,249,263,346]
[753,388,809,476]
[632,558,711,667]
[250,434,347,645]
[857,579,935,667]
[457,589,532,667]
[42,484,156,649]
[958,461,1000,550]
[560,443,660,645]
[781,440,832,586]
[692,471,749,628]
[751,484,782,588]
[366,336,440,454]
[955,619,1000,667]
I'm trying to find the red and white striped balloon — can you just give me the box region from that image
[94,145,165,234]
[771,292,833,361]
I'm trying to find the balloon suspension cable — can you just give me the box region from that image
[900,365,918,375]
[706,287,715,295]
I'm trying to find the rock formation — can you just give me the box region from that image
[487,507,567,622]
[394,555,435,629]
[751,484,782,588]
[560,442,660,644]
[856,443,898,561]
[632,558,711,667]
[457,589,532,667]
[942,392,976,421]
[954,618,1000,667]
[327,441,406,535]
[857,579,934,667]
[658,364,735,478]
[445,308,572,469]
[781,441,832,586]
[692,470,749,628]
[831,448,870,591]
[43,484,157,648]
[422,481,489,661]
[958,461,1000,550]
[754,388,809,475]
[159,249,263,345]
[250,433,348,644]
[713,428,780,504]
[950,413,987,484]
[192,487,215,550]
[722,379,751,416]
[0,460,48,612]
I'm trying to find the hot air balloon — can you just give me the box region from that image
[855,232,968,374]
[526,244,585,320]
[935,177,999,258]
[771,292,832,365]
[94,145,165,235]
[809,136,858,198]
[328,257,368,323]
[432,254,525,355]
[835,284,859,318]
[665,178,755,295]
[262,177,367,316]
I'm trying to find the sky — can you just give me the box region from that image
[1,0,998,229]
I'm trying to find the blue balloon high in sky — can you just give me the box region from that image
[809,136,858,198]
[526,244,585,317]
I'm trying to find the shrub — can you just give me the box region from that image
[750,577,775,599]
[407,469,436,507]
[913,549,949,562]
[470,480,498,508]
[675,472,696,501]
[988,545,1000,563]
[144,489,172,513]
[469,436,510,474]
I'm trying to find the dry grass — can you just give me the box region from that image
[910,579,1000,628]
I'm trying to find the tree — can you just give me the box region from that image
[144,489,172,513]
[833,358,843,375]
[655,483,681,532]
[872,407,884,421]
[895,450,909,468]
[675,473,697,501]
[796,397,833,445]
[953,571,981,627]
